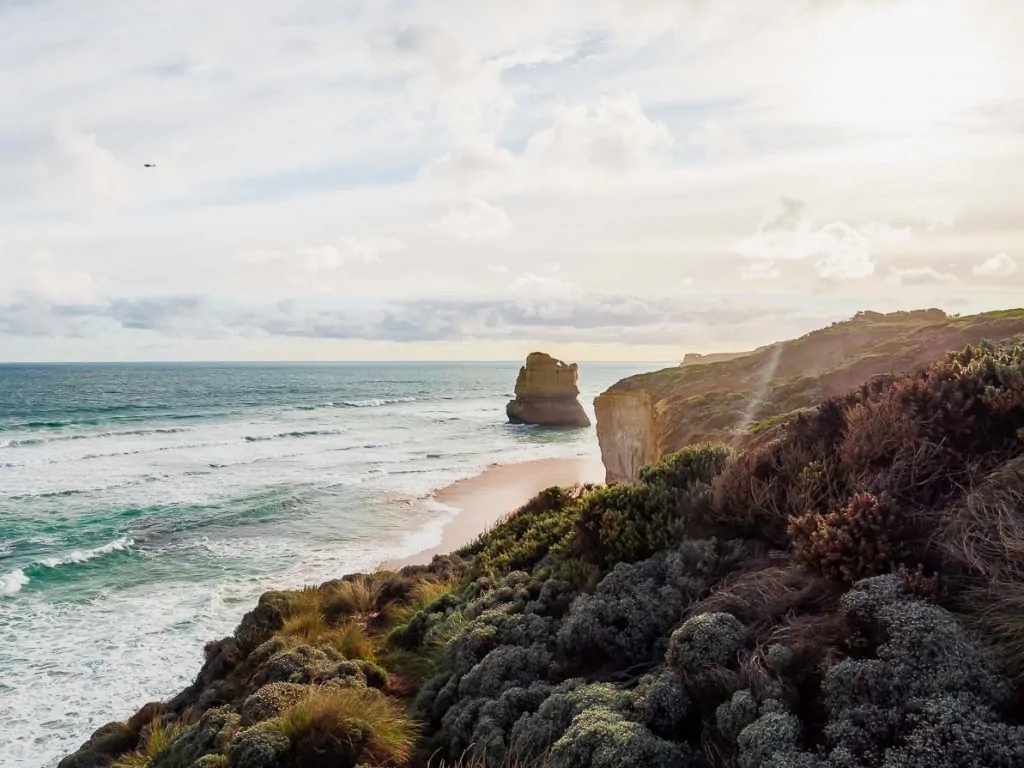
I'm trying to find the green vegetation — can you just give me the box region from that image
[61,333,1024,768]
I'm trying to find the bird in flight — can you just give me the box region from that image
[143,163,156,168]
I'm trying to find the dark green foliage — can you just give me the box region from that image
[574,483,678,568]
[640,443,732,495]
[227,723,291,768]
[154,707,240,768]
[546,707,691,768]
[630,671,691,740]
[557,539,748,671]
[239,683,309,726]
[507,681,632,762]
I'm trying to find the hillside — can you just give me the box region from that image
[595,308,1024,483]
[61,334,1024,768]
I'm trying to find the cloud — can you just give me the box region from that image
[734,196,877,280]
[431,199,513,240]
[40,123,129,215]
[488,264,510,274]
[973,252,1018,277]
[888,266,958,286]
[0,290,848,347]
[238,237,407,272]
[525,94,675,174]
[687,119,750,159]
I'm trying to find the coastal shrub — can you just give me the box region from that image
[239,683,310,725]
[457,485,593,579]
[227,721,291,768]
[789,491,900,584]
[275,686,416,767]
[546,707,690,768]
[557,539,747,671]
[629,671,691,740]
[507,681,631,762]
[153,707,240,768]
[639,442,732,491]
[666,612,747,673]
[574,483,680,568]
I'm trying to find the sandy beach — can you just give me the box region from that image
[379,456,606,570]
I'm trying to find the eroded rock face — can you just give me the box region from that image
[506,352,591,428]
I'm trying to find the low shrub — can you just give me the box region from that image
[275,686,416,767]
[573,483,678,568]
[789,491,900,584]
[458,485,593,579]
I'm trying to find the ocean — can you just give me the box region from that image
[0,361,665,767]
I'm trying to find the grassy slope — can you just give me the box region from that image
[603,308,1024,453]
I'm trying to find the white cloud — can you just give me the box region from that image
[973,252,1018,277]
[680,277,695,288]
[734,197,877,280]
[238,237,407,272]
[39,123,129,215]
[525,94,675,175]
[687,119,750,159]
[489,264,510,274]
[431,199,513,241]
[888,266,958,286]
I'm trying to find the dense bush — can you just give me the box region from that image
[789,491,900,584]
[558,539,747,672]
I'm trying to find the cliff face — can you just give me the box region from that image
[596,308,1024,483]
[506,352,590,428]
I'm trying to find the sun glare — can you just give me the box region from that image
[805,0,1001,131]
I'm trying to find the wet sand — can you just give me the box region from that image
[379,457,606,570]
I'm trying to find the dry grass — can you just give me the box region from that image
[280,610,331,645]
[285,584,327,616]
[961,581,1024,682]
[328,620,378,660]
[937,456,1024,584]
[430,745,553,767]
[323,576,382,619]
[689,563,839,638]
[278,686,417,766]
[108,720,183,768]
[382,576,461,629]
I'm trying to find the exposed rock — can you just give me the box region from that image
[506,352,590,428]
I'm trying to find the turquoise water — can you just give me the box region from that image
[0,361,666,766]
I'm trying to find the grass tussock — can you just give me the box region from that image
[108,720,182,768]
[323,575,383,619]
[277,686,417,766]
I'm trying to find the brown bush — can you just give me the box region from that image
[789,492,900,584]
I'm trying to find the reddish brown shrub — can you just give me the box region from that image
[789,492,900,584]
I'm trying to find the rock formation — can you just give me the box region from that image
[596,309,1024,484]
[506,352,591,428]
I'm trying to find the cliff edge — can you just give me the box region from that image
[596,308,1024,483]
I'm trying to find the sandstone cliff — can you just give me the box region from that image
[506,352,590,428]
[595,308,1024,483]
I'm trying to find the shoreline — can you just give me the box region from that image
[378,456,606,570]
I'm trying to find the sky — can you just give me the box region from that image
[1,0,1022,361]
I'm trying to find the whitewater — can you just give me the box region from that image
[0,361,662,767]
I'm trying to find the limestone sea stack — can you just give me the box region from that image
[506,352,591,428]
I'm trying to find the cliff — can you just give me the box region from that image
[506,352,590,428]
[60,332,1024,768]
[596,308,1024,483]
